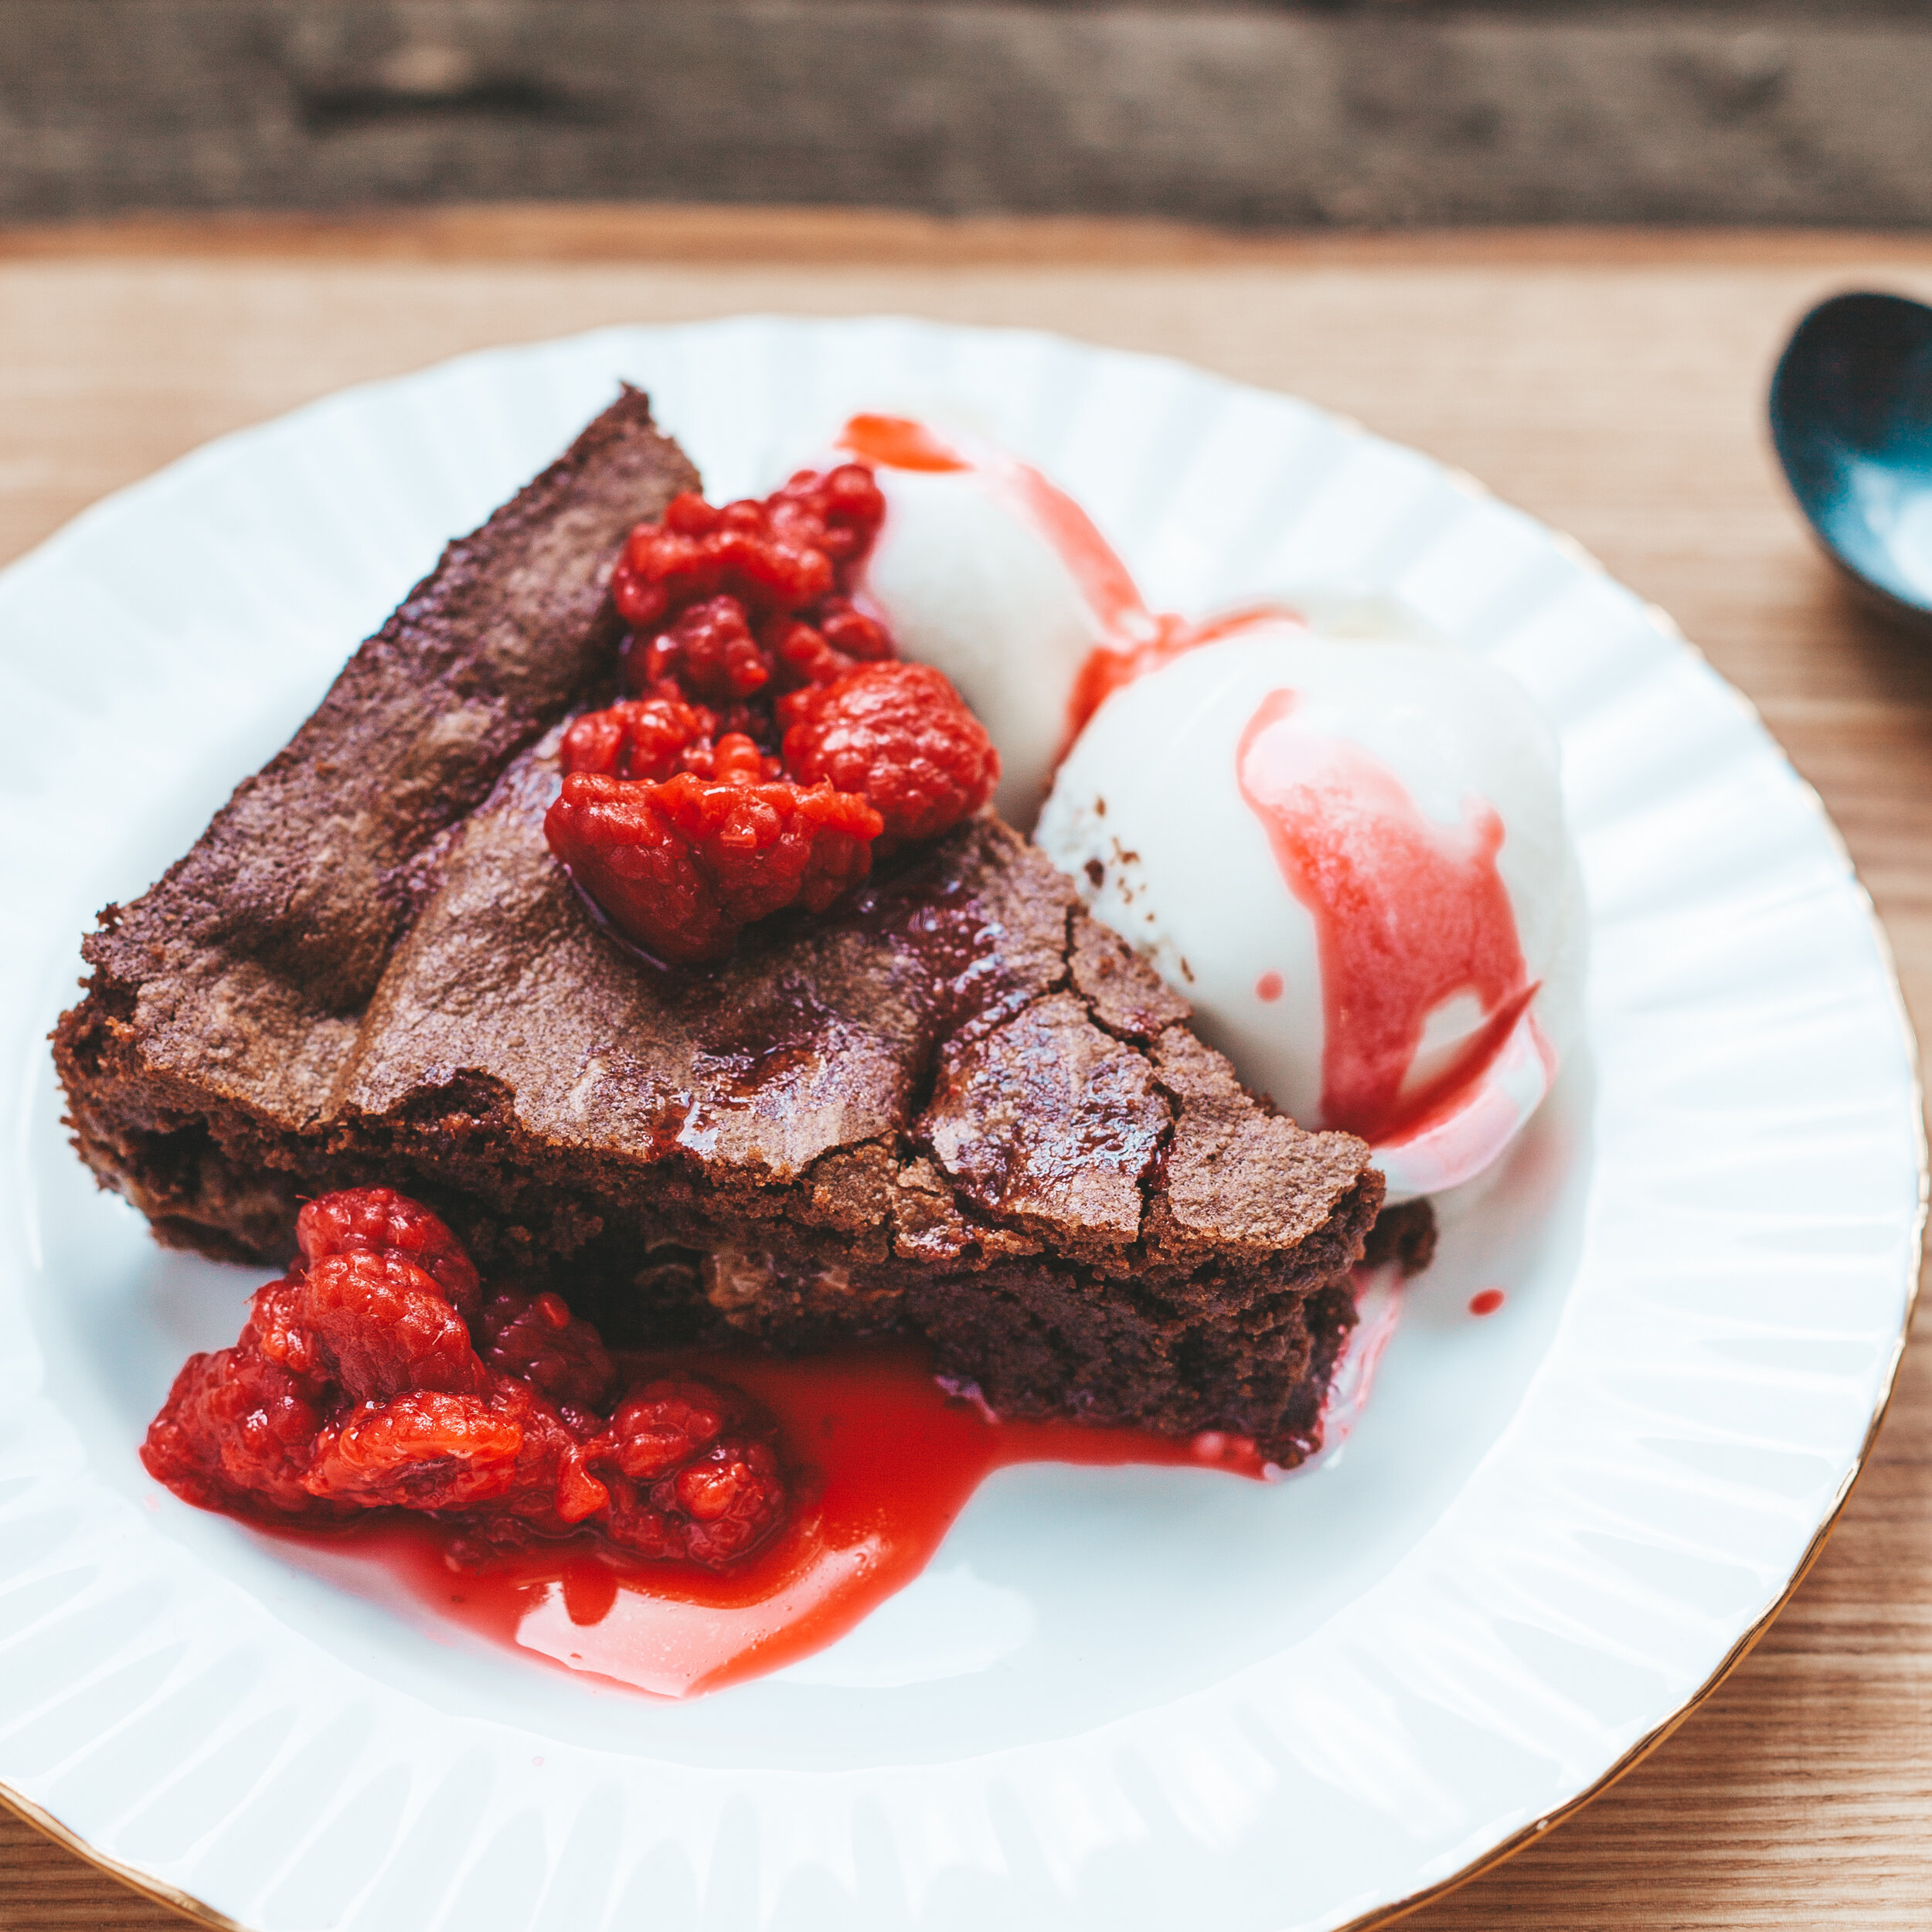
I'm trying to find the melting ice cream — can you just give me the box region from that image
[1039,631,1583,1199]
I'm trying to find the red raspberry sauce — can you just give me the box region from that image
[1235,688,1536,1145]
[255,1342,1268,1700]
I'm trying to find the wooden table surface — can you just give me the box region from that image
[3,208,1930,1931]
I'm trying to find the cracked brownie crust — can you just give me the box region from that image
[55,390,1386,1464]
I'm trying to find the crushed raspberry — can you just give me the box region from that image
[474,1378,612,1532]
[296,1187,481,1318]
[591,1379,787,1567]
[559,696,714,784]
[245,1277,322,1387]
[545,770,880,965]
[297,1250,487,1400]
[701,733,778,786]
[600,1377,733,1480]
[648,595,774,703]
[549,460,996,962]
[480,1289,617,1412]
[304,1391,525,1511]
[817,597,893,662]
[781,661,998,844]
[140,1188,791,1573]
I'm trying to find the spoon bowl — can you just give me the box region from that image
[1770,289,1932,632]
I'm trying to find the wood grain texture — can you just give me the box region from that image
[10,2,1932,231]
[0,213,1927,1930]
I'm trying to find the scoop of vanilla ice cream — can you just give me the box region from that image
[855,465,1113,829]
[1036,629,1583,1199]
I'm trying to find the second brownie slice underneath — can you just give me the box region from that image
[56,389,1386,1467]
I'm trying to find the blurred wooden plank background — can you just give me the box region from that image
[0,212,1929,1926]
[5,2,1932,230]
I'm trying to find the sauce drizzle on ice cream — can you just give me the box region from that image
[836,413,1294,756]
[1235,687,1538,1144]
[840,412,1146,636]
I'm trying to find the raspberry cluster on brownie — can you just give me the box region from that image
[545,466,1000,964]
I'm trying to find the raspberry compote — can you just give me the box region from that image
[144,1188,788,1573]
[545,467,999,964]
[144,1188,1274,1699]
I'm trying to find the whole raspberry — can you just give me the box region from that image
[295,1187,481,1318]
[781,661,999,842]
[544,770,881,965]
[480,1289,617,1411]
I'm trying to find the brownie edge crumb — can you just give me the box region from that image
[1362,1197,1439,1276]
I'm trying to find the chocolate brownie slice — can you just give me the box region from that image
[56,389,1386,1463]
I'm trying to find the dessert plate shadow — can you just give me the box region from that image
[0,316,1922,1932]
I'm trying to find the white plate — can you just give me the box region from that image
[0,318,1922,1932]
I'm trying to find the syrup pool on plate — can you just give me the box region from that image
[255,1342,1276,1699]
